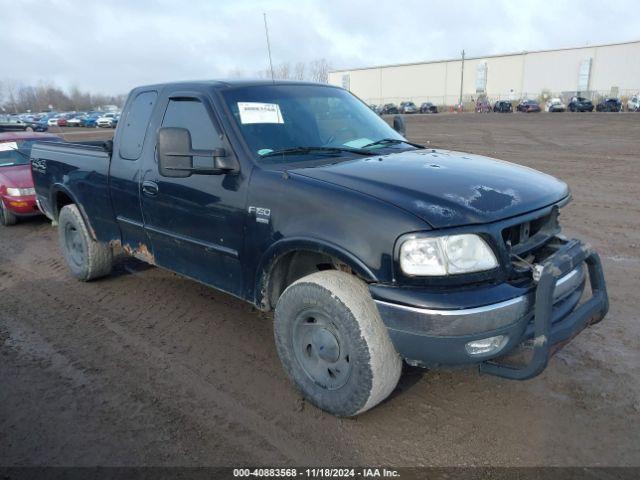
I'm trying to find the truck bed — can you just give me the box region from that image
[31,140,120,243]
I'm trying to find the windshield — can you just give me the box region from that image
[0,138,61,167]
[222,85,406,163]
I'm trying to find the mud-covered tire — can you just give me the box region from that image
[0,201,18,226]
[274,270,402,417]
[58,204,112,281]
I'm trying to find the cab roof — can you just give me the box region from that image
[131,79,337,93]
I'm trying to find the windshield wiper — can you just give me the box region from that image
[259,146,375,159]
[361,138,425,149]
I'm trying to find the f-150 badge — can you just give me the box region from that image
[248,206,271,224]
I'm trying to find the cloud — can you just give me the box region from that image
[0,0,637,94]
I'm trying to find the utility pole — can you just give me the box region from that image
[458,49,465,107]
[263,13,275,82]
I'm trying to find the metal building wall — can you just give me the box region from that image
[329,40,640,105]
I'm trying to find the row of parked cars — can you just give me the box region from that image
[0,111,121,133]
[372,95,640,115]
[480,95,639,113]
[370,101,439,115]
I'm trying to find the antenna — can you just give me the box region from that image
[263,13,275,82]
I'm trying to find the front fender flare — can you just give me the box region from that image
[253,236,379,307]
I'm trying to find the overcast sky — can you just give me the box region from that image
[1,0,637,95]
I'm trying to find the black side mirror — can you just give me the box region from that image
[393,115,406,136]
[157,127,236,177]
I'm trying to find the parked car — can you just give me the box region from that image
[420,102,438,114]
[97,113,118,128]
[626,95,640,112]
[67,114,87,127]
[546,98,566,112]
[493,100,513,112]
[0,132,61,225]
[399,101,418,114]
[517,99,541,113]
[81,113,101,128]
[381,103,399,114]
[568,97,594,112]
[47,116,61,126]
[475,98,491,113]
[0,115,45,132]
[596,97,622,112]
[32,80,609,417]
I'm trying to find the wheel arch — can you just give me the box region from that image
[51,185,98,240]
[254,237,378,311]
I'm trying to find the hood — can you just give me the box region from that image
[293,149,569,229]
[0,164,34,189]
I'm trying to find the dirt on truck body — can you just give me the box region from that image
[1,113,639,466]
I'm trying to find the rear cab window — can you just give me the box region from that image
[119,90,158,160]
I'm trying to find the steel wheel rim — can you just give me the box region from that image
[64,223,84,267]
[292,308,352,391]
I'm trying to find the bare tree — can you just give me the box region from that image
[293,62,306,81]
[309,58,331,83]
[273,62,291,80]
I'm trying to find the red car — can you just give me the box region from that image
[0,132,61,225]
[56,117,68,127]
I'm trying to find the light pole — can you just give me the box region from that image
[459,49,465,108]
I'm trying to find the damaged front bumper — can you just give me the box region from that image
[372,238,609,379]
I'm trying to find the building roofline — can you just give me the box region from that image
[329,38,640,74]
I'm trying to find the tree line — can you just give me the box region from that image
[0,80,126,114]
[229,58,332,83]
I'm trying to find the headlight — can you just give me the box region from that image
[6,187,35,197]
[400,234,498,276]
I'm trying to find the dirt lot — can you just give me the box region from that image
[1,115,639,467]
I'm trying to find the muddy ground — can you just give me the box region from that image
[1,114,639,467]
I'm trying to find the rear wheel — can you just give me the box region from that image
[274,270,402,416]
[58,204,112,281]
[0,201,18,226]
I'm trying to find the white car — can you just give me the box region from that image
[47,117,60,126]
[96,113,117,128]
[545,98,566,112]
[66,116,83,127]
[627,95,640,112]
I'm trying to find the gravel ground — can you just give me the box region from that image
[1,114,639,467]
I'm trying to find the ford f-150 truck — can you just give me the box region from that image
[31,80,609,416]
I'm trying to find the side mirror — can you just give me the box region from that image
[392,115,406,136]
[157,127,236,177]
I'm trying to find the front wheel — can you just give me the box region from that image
[274,270,402,416]
[58,204,113,281]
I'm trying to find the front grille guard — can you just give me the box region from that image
[479,238,609,380]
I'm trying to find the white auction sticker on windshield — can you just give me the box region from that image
[0,142,18,152]
[238,102,284,124]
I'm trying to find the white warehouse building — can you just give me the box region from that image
[328,39,640,106]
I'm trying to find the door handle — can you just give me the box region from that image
[142,181,159,196]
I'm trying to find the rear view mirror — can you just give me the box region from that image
[157,127,237,177]
[393,115,406,136]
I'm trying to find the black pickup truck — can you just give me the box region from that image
[31,80,609,416]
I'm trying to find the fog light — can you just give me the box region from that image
[465,335,508,356]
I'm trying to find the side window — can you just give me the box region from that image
[161,98,222,150]
[119,91,157,160]
[160,98,223,171]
